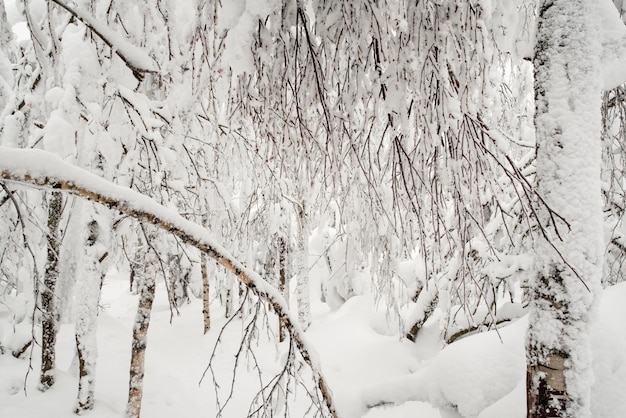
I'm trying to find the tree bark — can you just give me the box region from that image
[277,235,287,343]
[405,282,438,342]
[295,204,311,329]
[126,271,155,418]
[527,1,603,417]
[75,218,106,413]
[40,191,62,391]
[201,252,210,334]
[222,285,232,318]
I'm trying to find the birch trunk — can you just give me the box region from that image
[295,206,311,329]
[277,235,287,342]
[201,252,210,334]
[126,271,156,418]
[74,219,106,413]
[40,191,62,391]
[528,1,603,416]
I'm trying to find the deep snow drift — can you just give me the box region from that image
[1,273,626,418]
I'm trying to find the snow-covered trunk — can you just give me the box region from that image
[74,217,107,413]
[126,263,156,418]
[39,191,62,391]
[168,252,190,308]
[527,1,603,417]
[405,278,438,342]
[201,252,211,334]
[295,206,311,329]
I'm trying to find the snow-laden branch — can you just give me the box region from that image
[0,146,338,418]
[50,0,157,79]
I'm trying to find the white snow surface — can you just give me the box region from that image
[2,271,626,417]
[1,150,626,417]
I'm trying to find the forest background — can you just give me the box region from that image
[2,0,626,417]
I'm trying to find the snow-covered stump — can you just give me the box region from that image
[74,218,107,413]
[40,191,63,391]
[528,1,609,416]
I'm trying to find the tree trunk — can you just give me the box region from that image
[75,219,107,413]
[40,191,62,391]
[295,205,311,329]
[201,252,210,334]
[527,1,603,417]
[277,236,287,343]
[405,280,438,342]
[126,272,156,418]
[223,285,232,318]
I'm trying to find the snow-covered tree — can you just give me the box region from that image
[527,0,626,416]
[3,0,626,417]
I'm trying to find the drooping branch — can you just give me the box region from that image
[49,0,157,80]
[0,146,338,418]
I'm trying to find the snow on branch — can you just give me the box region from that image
[0,146,338,418]
[50,0,157,79]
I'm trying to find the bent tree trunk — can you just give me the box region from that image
[40,191,62,391]
[405,279,438,342]
[528,1,603,417]
[0,149,339,418]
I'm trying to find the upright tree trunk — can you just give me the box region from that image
[277,235,287,342]
[295,205,311,329]
[40,191,62,391]
[527,1,603,417]
[75,219,107,413]
[126,271,156,418]
[201,252,211,334]
[222,285,232,318]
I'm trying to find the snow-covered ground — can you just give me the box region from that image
[2,273,626,417]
